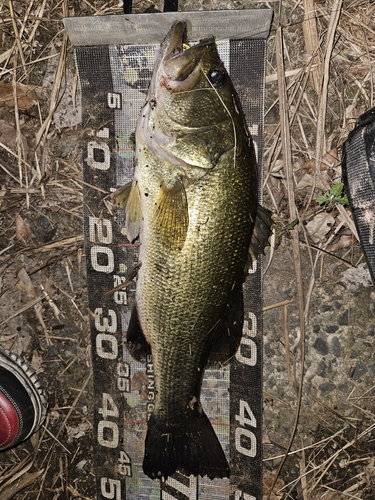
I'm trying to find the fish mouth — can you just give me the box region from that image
[161,21,215,82]
[163,21,188,62]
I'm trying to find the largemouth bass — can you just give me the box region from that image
[113,21,271,481]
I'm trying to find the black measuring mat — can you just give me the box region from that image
[64,10,272,499]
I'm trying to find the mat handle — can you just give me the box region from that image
[163,0,178,11]
[123,0,178,13]
[123,0,132,14]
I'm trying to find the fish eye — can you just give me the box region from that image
[207,68,225,86]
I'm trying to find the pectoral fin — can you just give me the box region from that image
[112,181,142,242]
[154,179,188,251]
[247,205,273,266]
[111,181,132,210]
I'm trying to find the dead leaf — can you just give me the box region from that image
[16,268,37,298]
[263,470,285,499]
[305,212,335,244]
[31,350,44,374]
[15,214,31,243]
[0,120,17,149]
[65,421,92,443]
[341,262,373,292]
[132,371,149,400]
[0,185,5,210]
[0,455,31,483]
[310,488,346,499]
[325,227,355,251]
[44,275,56,299]
[296,149,338,196]
[300,148,338,173]
[0,81,39,110]
[0,120,29,156]
[0,470,44,500]
[75,459,88,474]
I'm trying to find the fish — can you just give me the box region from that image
[113,21,272,481]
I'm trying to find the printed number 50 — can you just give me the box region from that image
[101,477,121,499]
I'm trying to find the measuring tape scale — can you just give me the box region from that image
[76,35,266,500]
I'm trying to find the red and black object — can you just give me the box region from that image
[0,347,48,451]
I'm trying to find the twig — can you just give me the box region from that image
[0,295,45,327]
[314,0,343,190]
[35,31,68,148]
[7,0,27,77]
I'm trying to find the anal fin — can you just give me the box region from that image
[248,204,273,265]
[207,281,244,368]
[125,306,151,363]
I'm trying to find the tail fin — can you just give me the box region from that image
[143,407,230,480]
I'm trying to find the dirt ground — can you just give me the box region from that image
[0,0,375,499]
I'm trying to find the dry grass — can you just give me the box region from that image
[264,0,375,498]
[0,0,374,498]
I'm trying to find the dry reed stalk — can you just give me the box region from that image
[25,0,48,46]
[0,236,84,280]
[43,425,71,455]
[0,48,13,67]
[312,0,360,243]
[282,419,375,497]
[302,0,322,94]
[264,60,313,209]
[0,53,60,79]
[0,140,33,170]
[314,0,343,189]
[11,73,23,190]
[266,26,307,498]
[7,0,27,77]
[0,469,44,500]
[283,303,291,382]
[0,295,44,327]
[35,30,68,150]
[263,300,294,381]
[299,439,308,500]
[36,373,92,500]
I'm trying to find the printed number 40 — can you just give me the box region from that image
[98,393,119,449]
[235,399,257,458]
